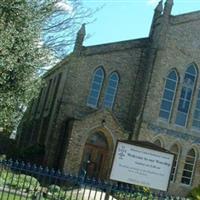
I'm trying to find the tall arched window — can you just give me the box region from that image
[103,72,119,108]
[192,88,200,129]
[175,65,197,126]
[87,67,104,108]
[170,144,180,182]
[159,70,178,121]
[181,149,196,185]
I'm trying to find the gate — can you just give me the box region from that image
[0,160,188,200]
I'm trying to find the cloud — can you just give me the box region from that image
[147,0,159,6]
[56,1,73,13]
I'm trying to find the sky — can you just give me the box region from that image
[82,0,200,46]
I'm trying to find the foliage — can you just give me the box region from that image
[113,185,155,200]
[48,184,61,193]
[114,191,157,200]
[47,184,66,199]
[0,170,40,192]
[0,192,31,200]
[0,154,6,161]
[0,0,91,134]
[1,0,49,133]
[0,177,4,187]
[187,185,200,200]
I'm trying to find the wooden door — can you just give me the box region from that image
[82,143,108,179]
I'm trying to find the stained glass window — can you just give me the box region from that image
[103,72,119,108]
[87,67,104,108]
[192,89,200,129]
[159,70,178,121]
[175,65,197,126]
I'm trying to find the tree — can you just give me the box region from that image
[43,0,91,58]
[0,0,91,134]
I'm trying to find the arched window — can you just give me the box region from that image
[170,144,180,182]
[175,65,197,126]
[103,72,119,108]
[159,70,178,121]
[192,88,200,129]
[87,67,104,108]
[153,139,162,147]
[181,149,196,185]
[87,132,108,149]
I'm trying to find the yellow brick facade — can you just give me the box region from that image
[18,0,200,196]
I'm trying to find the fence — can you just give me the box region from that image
[0,159,188,200]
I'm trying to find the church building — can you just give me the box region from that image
[18,0,200,196]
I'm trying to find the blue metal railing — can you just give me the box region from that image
[0,159,188,200]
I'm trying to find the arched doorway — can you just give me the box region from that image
[81,132,109,179]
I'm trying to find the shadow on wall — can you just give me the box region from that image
[6,143,46,165]
[0,133,16,156]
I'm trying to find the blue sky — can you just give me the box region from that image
[82,0,200,46]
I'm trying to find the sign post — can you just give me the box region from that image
[110,140,174,191]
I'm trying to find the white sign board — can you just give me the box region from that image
[110,141,174,191]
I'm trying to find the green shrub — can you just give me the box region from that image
[48,184,61,193]
[15,174,40,192]
[47,184,66,200]
[114,191,157,200]
[0,177,4,187]
[187,185,200,200]
[0,154,6,160]
[113,185,156,200]
[0,170,40,192]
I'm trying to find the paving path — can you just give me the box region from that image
[67,187,117,200]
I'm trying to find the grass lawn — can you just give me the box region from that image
[0,192,32,200]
